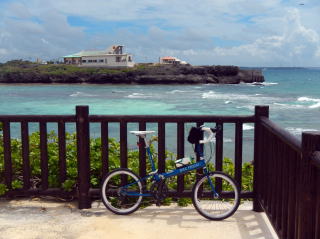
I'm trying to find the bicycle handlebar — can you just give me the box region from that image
[199,126,221,144]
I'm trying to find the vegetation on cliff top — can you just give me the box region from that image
[0,60,239,76]
[0,60,263,84]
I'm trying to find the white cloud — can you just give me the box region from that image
[0,48,8,56]
[0,0,319,66]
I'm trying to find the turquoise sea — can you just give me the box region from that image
[0,68,319,162]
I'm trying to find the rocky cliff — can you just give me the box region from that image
[0,61,264,84]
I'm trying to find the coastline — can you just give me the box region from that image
[0,61,264,84]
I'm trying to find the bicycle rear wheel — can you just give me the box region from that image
[192,171,240,220]
[101,169,143,215]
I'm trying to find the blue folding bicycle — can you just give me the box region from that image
[101,126,240,220]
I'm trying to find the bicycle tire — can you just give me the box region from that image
[101,168,143,215]
[192,171,240,220]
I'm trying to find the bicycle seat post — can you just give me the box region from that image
[130,130,157,173]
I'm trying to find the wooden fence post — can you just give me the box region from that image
[76,105,91,209]
[296,132,320,239]
[253,105,269,212]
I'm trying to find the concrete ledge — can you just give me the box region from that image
[0,199,278,239]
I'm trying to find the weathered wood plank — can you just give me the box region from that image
[101,121,109,177]
[3,121,12,189]
[177,122,185,193]
[158,122,166,173]
[58,121,67,184]
[40,122,49,190]
[234,122,243,189]
[21,122,30,190]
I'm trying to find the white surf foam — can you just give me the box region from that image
[70,91,97,97]
[273,103,304,109]
[309,102,320,109]
[127,93,152,98]
[297,96,320,102]
[245,82,278,86]
[297,96,320,109]
[170,90,186,93]
[224,138,233,143]
[211,138,233,143]
[202,91,277,105]
[286,127,318,135]
[262,82,278,86]
[243,124,254,131]
[202,91,252,100]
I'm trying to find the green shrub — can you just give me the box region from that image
[0,130,254,203]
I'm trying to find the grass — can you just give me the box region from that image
[0,60,149,75]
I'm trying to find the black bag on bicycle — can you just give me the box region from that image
[187,127,202,144]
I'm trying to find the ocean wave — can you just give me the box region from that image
[236,105,254,110]
[243,124,254,130]
[297,96,320,108]
[202,91,242,100]
[297,96,320,102]
[285,127,318,135]
[211,138,233,143]
[309,102,320,109]
[169,90,195,94]
[202,91,215,99]
[69,91,98,97]
[224,138,233,143]
[170,90,186,93]
[273,103,304,109]
[127,93,152,98]
[245,82,278,86]
[262,82,278,86]
[202,91,275,103]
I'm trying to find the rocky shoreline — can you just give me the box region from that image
[0,62,264,84]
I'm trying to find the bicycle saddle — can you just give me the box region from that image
[130,131,155,136]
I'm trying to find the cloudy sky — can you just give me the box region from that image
[0,0,320,66]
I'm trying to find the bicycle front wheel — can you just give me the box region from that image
[101,169,143,215]
[192,172,240,220]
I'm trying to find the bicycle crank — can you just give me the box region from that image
[150,180,168,206]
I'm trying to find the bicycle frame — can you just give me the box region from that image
[123,140,217,197]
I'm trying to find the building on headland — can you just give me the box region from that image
[35,58,48,65]
[159,56,188,65]
[63,45,134,67]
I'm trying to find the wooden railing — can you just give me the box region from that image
[0,105,255,209]
[1,105,319,239]
[253,106,320,239]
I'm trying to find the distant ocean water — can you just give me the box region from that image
[0,67,319,162]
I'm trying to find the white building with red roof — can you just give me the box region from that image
[159,56,187,65]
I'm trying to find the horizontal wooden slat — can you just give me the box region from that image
[0,115,75,122]
[89,115,255,123]
[260,117,302,153]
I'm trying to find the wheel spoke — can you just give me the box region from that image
[192,172,240,220]
[101,169,143,215]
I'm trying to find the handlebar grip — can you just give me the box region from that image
[210,127,217,133]
[210,126,222,133]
